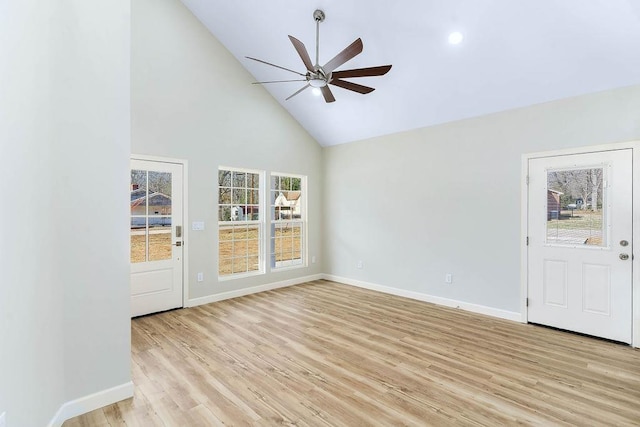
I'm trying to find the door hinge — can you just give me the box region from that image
[526,236,529,246]
[526,298,529,307]
[526,175,529,185]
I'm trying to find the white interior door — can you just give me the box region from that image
[527,149,633,343]
[130,158,184,317]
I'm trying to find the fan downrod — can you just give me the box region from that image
[313,9,325,23]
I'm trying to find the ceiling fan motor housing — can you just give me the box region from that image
[308,67,330,87]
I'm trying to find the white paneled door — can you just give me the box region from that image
[528,149,632,343]
[130,159,184,317]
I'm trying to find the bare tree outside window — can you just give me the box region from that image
[548,168,602,211]
[218,167,262,276]
[546,168,604,246]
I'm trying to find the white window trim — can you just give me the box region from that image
[217,166,266,280]
[269,172,307,272]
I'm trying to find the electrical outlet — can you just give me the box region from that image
[0,411,7,427]
[197,272,204,282]
[311,255,316,264]
[356,260,363,269]
[445,273,453,284]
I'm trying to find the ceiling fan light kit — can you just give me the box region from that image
[246,9,392,103]
[309,78,327,88]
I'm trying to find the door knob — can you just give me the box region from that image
[620,240,629,247]
[619,253,629,260]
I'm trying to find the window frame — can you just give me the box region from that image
[217,166,265,280]
[269,172,307,271]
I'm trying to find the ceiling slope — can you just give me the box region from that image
[181,0,640,146]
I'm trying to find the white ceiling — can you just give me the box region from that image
[181,0,640,146]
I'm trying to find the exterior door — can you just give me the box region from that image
[527,149,632,343]
[130,158,184,317]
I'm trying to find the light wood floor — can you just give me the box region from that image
[65,280,640,426]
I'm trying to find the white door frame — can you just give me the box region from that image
[521,140,640,348]
[131,154,190,308]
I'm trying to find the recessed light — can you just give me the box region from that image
[311,87,322,96]
[448,32,464,45]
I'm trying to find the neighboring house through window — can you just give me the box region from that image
[270,173,305,269]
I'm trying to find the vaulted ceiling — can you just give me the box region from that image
[181,0,640,146]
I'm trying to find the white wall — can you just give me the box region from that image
[0,2,64,425]
[51,0,132,406]
[132,0,324,300]
[323,85,640,314]
[0,1,131,425]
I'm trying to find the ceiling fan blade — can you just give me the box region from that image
[285,84,310,100]
[320,86,336,103]
[288,36,314,72]
[329,78,375,94]
[245,56,306,77]
[252,79,307,84]
[323,38,363,73]
[331,65,392,79]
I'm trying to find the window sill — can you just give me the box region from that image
[270,261,306,273]
[218,269,265,282]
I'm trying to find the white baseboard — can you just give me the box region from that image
[48,381,133,427]
[186,274,324,308]
[322,274,523,323]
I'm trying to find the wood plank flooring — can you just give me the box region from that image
[64,280,640,426]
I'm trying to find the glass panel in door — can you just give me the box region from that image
[130,169,174,262]
[546,168,605,246]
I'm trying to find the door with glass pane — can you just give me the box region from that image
[130,158,183,317]
[527,149,632,343]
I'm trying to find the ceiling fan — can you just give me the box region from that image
[246,9,392,103]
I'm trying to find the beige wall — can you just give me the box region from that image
[323,85,640,313]
[131,0,324,300]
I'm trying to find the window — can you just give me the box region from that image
[546,167,605,246]
[270,173,305,269]
[130,169,173,263]
[218,168,263,277]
